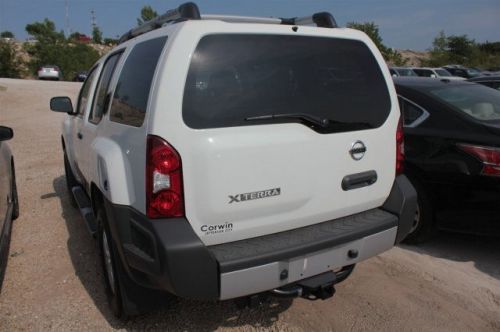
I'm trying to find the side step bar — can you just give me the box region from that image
[71,186,97,236]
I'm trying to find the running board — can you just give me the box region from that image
[71,186,97,236]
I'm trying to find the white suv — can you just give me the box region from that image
[50,2,416,317]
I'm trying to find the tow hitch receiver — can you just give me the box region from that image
[271,271,336,300]
[298,271,336,300]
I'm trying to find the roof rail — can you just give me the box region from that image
[118,2,200,44]
[201,12,337,28]
[118,2,337,44]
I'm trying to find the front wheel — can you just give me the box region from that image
[11,161,19,220]
[64,152,78,207]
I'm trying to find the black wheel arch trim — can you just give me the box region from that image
[381,174,418,243]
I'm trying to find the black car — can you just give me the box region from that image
[468,75,500,91]
[394,78,500,243]
[73,71,88,82]
[442,65,482,79]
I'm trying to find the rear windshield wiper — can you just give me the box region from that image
[245,113,372,130]
[245,113,330,128]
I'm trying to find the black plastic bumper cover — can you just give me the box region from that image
[103,175,416,300]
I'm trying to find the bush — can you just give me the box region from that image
[0,39,22,78]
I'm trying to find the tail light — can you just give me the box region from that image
[457,143,500,177]
[396,117,405,175]
[146,135,184,218]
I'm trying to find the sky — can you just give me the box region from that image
[0,0,499,50]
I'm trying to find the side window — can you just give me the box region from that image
[76,67,98,117]
[89,52,123,124]
[110,36,167,127]
[398,96,429,127]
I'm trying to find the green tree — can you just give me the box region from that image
[0,39,22,78]
[0,31,14,38]
[346,21,407,66]
[92,26,103,44]
[137,5,158,25]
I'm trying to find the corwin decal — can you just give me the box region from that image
[201,222,233,235]
[228,188,281,204]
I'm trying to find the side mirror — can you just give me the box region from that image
[0,126,13,141]
[50,96,74,114]
[430,74,436,78]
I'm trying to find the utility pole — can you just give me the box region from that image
[65,0,69,37]
[91,9,97,34]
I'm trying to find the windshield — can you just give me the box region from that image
[396,68,417,77]
[435,69,452,77]
[183,34,391,132]
[430,84,500,121]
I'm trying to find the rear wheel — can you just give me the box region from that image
[403,179,435,244]
[97,209,126,318]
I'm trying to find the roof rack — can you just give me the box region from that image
[118,2,200,44]
[118,2,337,44]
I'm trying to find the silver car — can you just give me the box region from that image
[37,65,61,81]
[0,126,19,290]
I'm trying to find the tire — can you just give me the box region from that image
[402,179,436,244]
[97,209,126,318]
[63,152,78,207]
[11,161,19,220]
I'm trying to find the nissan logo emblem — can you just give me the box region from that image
[350,141,366,161]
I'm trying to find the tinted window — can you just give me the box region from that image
[435,69,452,77]
[413,69,433,77]
[89,52,122,124]
[430,84,500,121]
[76,66,98,117]
[110,37,167,127]
[183,34,391,132]
[399,97,426,127]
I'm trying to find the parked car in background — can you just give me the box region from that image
[412,67,465,80]
[390,67,418,77]
[468,76,500,91]
[73,71,88,82]
[394,77,500,243]
[0,126,19,290]
[37,65,61,81]
[443,65,482,79]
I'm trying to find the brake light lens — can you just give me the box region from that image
[396,117,405,175]
[457,143,500,177]
[146,135,184,218]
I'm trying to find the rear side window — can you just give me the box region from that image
[110,36,167,127]
[89,52,122,124]
[398,96,429,127]
[183,34,391,132]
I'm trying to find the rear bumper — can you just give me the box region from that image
[104,175,416,300]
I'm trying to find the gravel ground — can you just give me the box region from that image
[0,78,499,331]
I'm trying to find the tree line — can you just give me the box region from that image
[1,6,499,80]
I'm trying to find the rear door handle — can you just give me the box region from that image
[342,170,377,191]
[77,132,83,139]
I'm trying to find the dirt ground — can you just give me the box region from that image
[0,78,499,331]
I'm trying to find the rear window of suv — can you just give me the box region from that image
[183,34,391,132]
